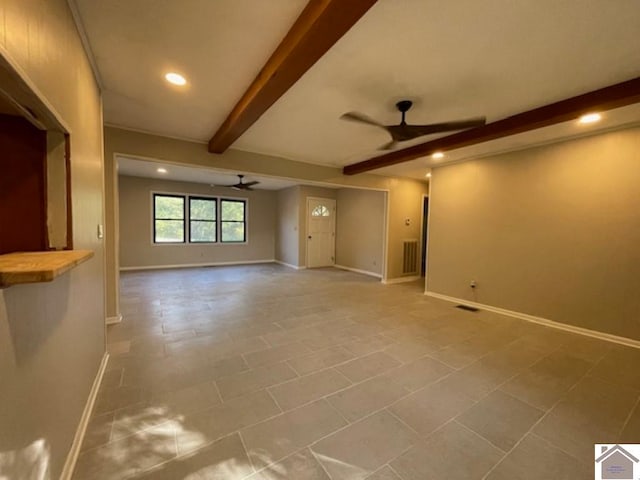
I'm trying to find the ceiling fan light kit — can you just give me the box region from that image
[341,99,486,150]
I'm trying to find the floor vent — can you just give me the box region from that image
[456,304,479,312]
[402,239,418,275]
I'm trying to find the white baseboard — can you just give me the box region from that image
[120,259,276,272]
[106,314,122,325]
[334,264,382,279]
[383,275,421,285]
[274,260,306,270]
[425,291,640,350]
[60,352,109,480]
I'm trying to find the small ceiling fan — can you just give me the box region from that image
[341,100,486,150]
[224,174,259,191]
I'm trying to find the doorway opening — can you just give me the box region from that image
[421,196,429,277]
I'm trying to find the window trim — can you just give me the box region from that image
[220,198,247,243]
[188,196,217,243]
[153,193,186,244]
[151,191,248,246]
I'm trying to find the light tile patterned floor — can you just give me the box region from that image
[73,265,640,479]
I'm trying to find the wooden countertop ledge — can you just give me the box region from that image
[0,250,94,288]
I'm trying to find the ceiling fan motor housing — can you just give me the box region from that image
[396,100,413,112]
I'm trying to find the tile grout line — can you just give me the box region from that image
[237,430,257,475]
[385,406,430,440]
[452,418,508,454]
[528,431,589,467]
[373,443,421,479]
[325,395,352,427]
[211,379,224,404]
[102,269,626,479]
[331,365,356,386]
[264,387,284,414]
[480,357,602,479]
[309,448,335,480]
[387,462,408,480]
[617,392,640,439]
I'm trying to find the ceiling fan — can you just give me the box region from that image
[223,174,259,191]
[341,100,486,150]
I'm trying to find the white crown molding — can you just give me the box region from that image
[66,0,104,91]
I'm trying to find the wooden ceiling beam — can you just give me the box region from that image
[343,77,640,175]
[208,0,378,153]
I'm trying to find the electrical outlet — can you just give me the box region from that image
[470,280,477,289]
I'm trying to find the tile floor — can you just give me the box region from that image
[73,265,640,479]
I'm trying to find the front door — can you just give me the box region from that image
[307,197,336,268]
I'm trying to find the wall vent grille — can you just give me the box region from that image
[402,239,418,275]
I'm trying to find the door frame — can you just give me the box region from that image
[420,193,430,293]
[306,196,336,268]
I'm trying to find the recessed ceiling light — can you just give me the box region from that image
[157,167,167,174]
[164,72,187,86]
[432,152,444,159]
[578,113,601,124]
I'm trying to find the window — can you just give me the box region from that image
[154,194,185,243]
[221,199,246,243]
[189,197,216,242]
[311,205,330,217]
[152,193,247,244]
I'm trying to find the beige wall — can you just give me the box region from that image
[103,127,430,287]
[119,175,276,268]
[336,189,385,276]
[386,178,429,278]
[428,126,640,340]
[0,1,105,478]
[105,151,119,319]
[276,186,300,267]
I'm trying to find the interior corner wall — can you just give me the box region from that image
[427,126,640,341]
[298,186,337,267]
[335,188,385,276]
[0,0,105,478]
[118,175,276,268]
[276,186,300,267]
[104,151,119,319]
[386,180,430,279]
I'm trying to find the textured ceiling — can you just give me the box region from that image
[75,0,640,178]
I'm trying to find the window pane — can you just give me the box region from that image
[155,195,184,219]
[155,220,184,242]
[312,205,330,217]
[221,221,245,242]
[190,198,216,221]
[221,200,245,221]
[190,221,216,242]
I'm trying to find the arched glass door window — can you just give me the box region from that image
[311,205,330,217]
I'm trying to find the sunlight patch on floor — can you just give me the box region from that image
[0,438,50,480]
[312,452,367,480]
